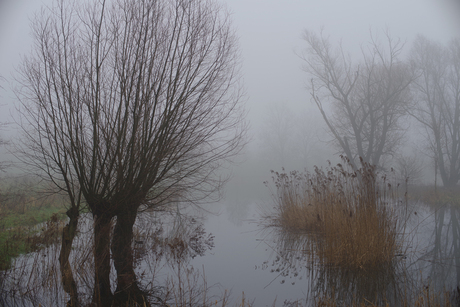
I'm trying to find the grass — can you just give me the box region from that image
[409,184,460,208]
[264,157,460,306]
[266,156,403,270]
[1,171,459,306]
[0,205,65,229]
[0,176,67,269]
[314,285,458,307]
[0,210,66,270]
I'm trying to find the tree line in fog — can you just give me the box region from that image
[257,30,460,188]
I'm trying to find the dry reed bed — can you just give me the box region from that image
[267,157,402,270]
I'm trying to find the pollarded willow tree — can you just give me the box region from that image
[16,0,246,305]
[410,36,460,187]
[301,30,414,169]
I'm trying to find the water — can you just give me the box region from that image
[190,201,313,306]
[1,197,460,306]
[188,199,460,305]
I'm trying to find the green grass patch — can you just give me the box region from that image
[0,207,66,270]
[0,205,66,230]
[0,176,69,270]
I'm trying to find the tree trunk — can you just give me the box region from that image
[443,176,458,188]
[449,206,460,287]
[93,212,114,306]
[59,206,79,307]
[112,207,150,306]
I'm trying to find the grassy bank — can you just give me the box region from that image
[409,184,460,208]
[0,177,67,269]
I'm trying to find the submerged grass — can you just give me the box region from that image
[267,156,403,270]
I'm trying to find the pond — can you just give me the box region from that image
[1,196,460,306]
[189,199,460,306]
[188,200,317,306]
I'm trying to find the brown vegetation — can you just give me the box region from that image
[267,156,402,270]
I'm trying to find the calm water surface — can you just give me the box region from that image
[190,200,312,305]
[189,198,460,306]
[2,197,460,306]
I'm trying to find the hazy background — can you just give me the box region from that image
[1,0,460,198]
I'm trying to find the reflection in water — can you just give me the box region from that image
[310,260,399,305]
[261,200,460,306]
[406,202,460,302]
[0,208,215,306]
[262,226,400,306]
[3,200,460,306]
[225,200,252,226]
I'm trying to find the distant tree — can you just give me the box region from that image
[409,36,460,187]
[16,0,245,305]
[301,30,414,168]
[0,75,9,172]
[258,104,319,170]
[259,104,294,166]
[395,153,424,186]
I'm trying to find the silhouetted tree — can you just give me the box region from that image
[301,30,414,168]
[409,36,460,187]
[16,0,245,305]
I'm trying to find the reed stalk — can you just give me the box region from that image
[268,156,402,269]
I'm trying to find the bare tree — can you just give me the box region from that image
[258,104,320,170]
[395,154,424,186]
[0,75,9,172]
[409,36,460,187]
[301,30,413,168]
[259,104,295,167]
[16,0,246,305]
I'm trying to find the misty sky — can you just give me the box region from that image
[0,0,459,134]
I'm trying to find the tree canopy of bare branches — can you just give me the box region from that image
[15,0,246,305]
[409,36,460,187]
[302,30,414,168]
[0,75,9,172]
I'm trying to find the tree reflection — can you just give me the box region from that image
[408,201,460,301]
[262,198,460,306]
[0,208,214,306]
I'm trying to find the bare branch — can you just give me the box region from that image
[15,0,246,303]
[410,36,460,187]
[301,29,413,168]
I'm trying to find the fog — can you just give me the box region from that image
[2,1,460,305]
[1,0,460,189]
